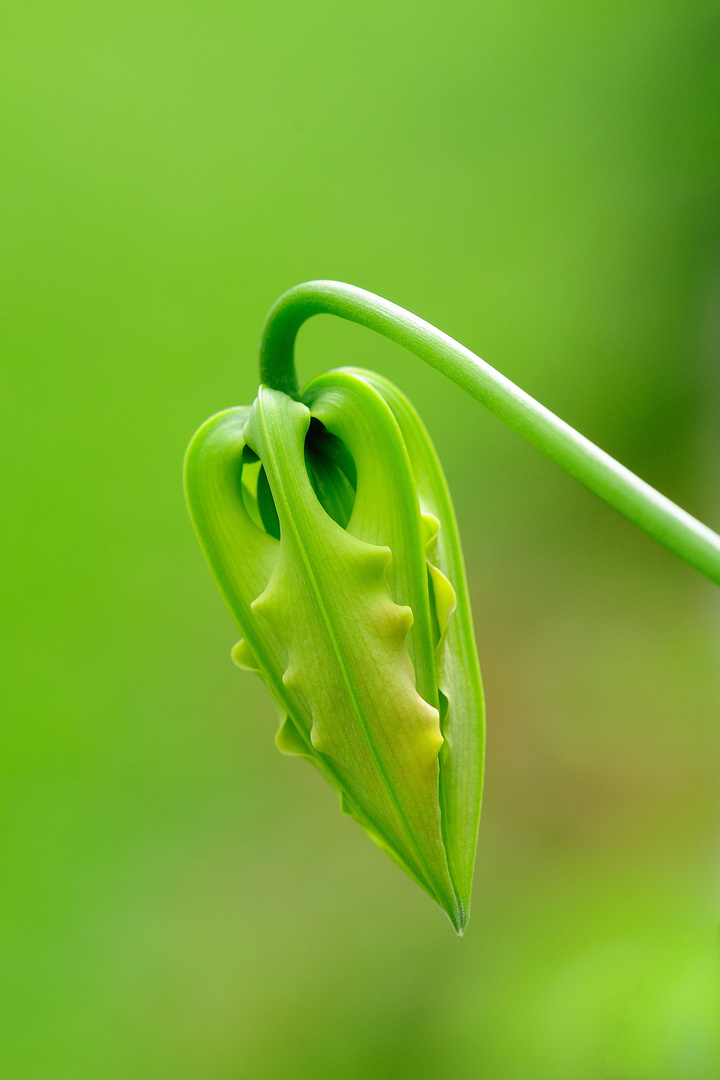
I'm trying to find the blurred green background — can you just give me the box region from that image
[2,1,720,1076]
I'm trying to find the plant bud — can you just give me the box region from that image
[184,368,484,932]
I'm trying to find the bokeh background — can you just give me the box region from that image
[2,2,720,1076]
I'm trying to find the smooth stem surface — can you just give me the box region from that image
[260,280,720,587]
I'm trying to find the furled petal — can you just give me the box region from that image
[344,369,485,912]
[246,387,459,922]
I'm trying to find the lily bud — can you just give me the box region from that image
[184,368,484,932]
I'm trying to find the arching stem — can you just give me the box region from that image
[259,280,720,587]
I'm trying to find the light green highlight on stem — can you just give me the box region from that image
[260,280,720,588]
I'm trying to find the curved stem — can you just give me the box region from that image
[260,280,720,587]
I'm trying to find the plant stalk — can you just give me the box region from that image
[259,280,720,587]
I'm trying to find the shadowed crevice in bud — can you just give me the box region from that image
[304,418,357,530]
[241,419,359,540]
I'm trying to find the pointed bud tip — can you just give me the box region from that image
[448,902,469,936]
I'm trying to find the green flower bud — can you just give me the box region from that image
[184,368,484,932]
